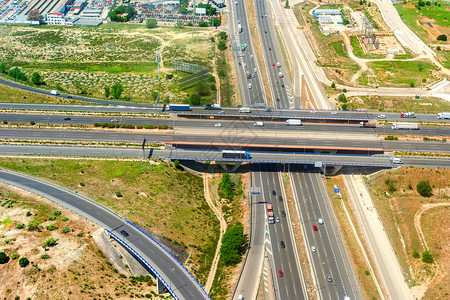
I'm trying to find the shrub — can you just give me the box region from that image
[437,34,447,42]
[53,210,61,216]
[27,220,40,231]
[26,211,32,217]
[115,191,123,198]
[49,216,56,221]
[31,72,43,85]
[8,67,28,81]
[331,82,336,88]
[422,250,434,263]
[416,180,432,197]
[16,223,25,229]
[19,257,29,267]
[338,93,347,103]
[11,253,19,260]
[412,249,420,259]
[217,40,227,51]
[41,254,50,259]
[364,270,370,275]
[43,238,58,248]
[62,227,69,233]
[0,252,9,264]
[46,224,56,231]
[3,120,7,124]
[146,19,158,29]
[384,177,397,193]
[30,120,35,125]
[173,160,181,169]
[220,222,246,266]
[62,217,69,221]
[80,182,85,186]
[410,82,415,87]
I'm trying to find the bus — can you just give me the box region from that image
[222,150,251,159]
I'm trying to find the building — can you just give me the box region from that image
[46,12,65,25]
[211,0,226,9]
[313,9,342,19]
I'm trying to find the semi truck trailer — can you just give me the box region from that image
[168,104,191,111]
[286,119,302,126]
[437,112,450,119]
[222,150,251,159]
[391,122,419,130]
[400,112,415,118]
[359,121,376,128]
[50,90,59,95]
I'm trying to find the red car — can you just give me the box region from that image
[278,270,283,277]
[272,63,275,66]
[313,225,318,231]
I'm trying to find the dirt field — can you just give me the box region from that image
[0,184,163,299]
[367,167,450,296]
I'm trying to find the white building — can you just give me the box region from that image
[46,12,65,25]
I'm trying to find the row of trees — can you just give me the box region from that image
[1,62,45,86]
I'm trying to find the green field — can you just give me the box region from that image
[395,1,450,44]
[347,95,450,113]
[0,157,220,285]
[0,24,215,103]
[365,60,437,87]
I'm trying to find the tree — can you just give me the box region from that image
[0,62,7,74]
[331,82,336,88]
[111,82,124,99]
[19,257,29,267]
[187,94,202,105]
[151,91,159,101]
[220,222,246,266]
[195,82,211,96]
[422,250,434,263]
[108,5,135,22]
[0,252,9,264]
[27,9,43,22]
[416,180,432,197]
[211,17,220,28]
[437,34,447,42]
[146,19,158,29]
[7,67,27,81]
[418,0,425,6]
[217,40,227,51]
[31,72,43,85]
[219,31,227,40]
[285,0,290,8]
[338,93,347,103]
[176,22,184,28]
[173,160,181,169]
[104,86,110,98]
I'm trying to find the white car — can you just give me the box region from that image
[214,123,222,127]
[378,114,386,119]
[250,55,253,59]
[318,218,324,225]
[248,83,252,89]
[276,217,280,223]
[331,111,337,115]
[311,246,317,252]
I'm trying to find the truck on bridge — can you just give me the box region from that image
[222,150,251,159]
[437,112,450,119]
[400,112,415,118]
[267,204,274,224]
[286,119,302,126]
[168,104,191,111]
[359,121,376,128]
[392,122,419,130]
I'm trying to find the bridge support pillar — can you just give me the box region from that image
[320,164,342,176]
[218,162,242,173]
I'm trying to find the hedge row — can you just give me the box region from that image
[93,123,173,130]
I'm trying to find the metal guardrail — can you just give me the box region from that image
[105,229,180,300]
[124,220,211,300]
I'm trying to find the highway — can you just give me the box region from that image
[0,169,209,300]
[290,167,362,300]
[259,164,307,299]
[1,113,449,137]
[255,0,292,108]
[232,0,266,106]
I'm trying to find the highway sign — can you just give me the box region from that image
[334,188,339,193]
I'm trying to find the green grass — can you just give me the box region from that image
[350,36,386,59]
[329,41,349,58]
[0,157,220,285]
[16,61,158,74]
[368,60,437,87]
[347,95,450,113]
[438,50,450,69]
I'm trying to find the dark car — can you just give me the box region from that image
[64,117,71,120]
[120,230,129,237]
[67,95,73,99]
[276,97,280,102]
[281,210,286,217]
[280,241,285,248]
[278,195,283,201]
[272,190,276,196]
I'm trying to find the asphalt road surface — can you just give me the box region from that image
[256,164,307,299]
[290,167,362,300]
[1,113,449,137]
[0,169,209,300]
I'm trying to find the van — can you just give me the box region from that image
[390,157,403,164]
[254,122,264,127]
[238,295,244,300]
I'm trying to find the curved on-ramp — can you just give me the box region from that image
[0,169,210,300]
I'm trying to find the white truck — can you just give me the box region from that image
[50,90,59,95]
[239,107,251,113]
[391,122,419,130]
[286,119,302,126]
[437,112,450,119]
[254,122,264,127]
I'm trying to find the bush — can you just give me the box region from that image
[19,257,29,267]
[115,191,123,198]
[30,120,35,125]
[80,182,85,186]
[62,217,69,221]
[338,93,347,103]
[220,222,246,266]
[364,270,370,275]
[331,82,336,88]
[26,211,32,217]
[422,250,433,263]
[437,34,447,42]
[43,237,59,248]
[173,160,181,169]
[7,67,27,81]
[53,210,61,216]
[2,120,7,124]
[384,177,397,193]
[416,180,432,197]
[146,19,158,29]
[0,252,9,264]
[49,216,56,221]
[46,224,56,231]
[385,135,398,140]
[31,72,43,85]
[111,82,124,99]
[11,253,19,260]
[16,223,25,229]
[219,31,227,40]
[41,254,50,259]
[27,220,40,231]
[412,249,420,259]
[62,227,69,233]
